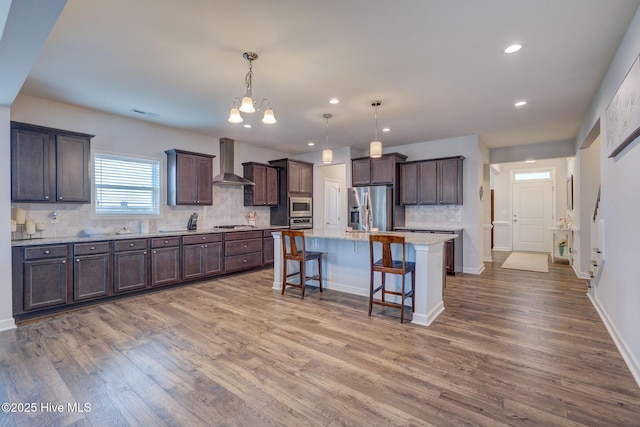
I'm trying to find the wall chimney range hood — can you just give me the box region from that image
[212,138,255,186]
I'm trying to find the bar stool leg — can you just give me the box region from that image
[368,269,374,316]
[401,274,405,323]
[411,269,416,313]
[300,261,306,299]
[282,258,287,295]
[318,256,323,293]
[381,272,386,303]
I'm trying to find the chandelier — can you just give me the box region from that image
[228,52,276,125]
[370,101,382,158]
[322,113,333,164]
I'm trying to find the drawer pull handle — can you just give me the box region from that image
[153,250,157,254]
[90,246,95,250]
[202,237,206,240]
[244,245,248,248]
[76,259,80,262]
[143,251,147,255]
[204,244,208,248]
[61,260,66,264]
[58,196,63,200]
[243,259,247,263]
[44,250,50,254]
[129,243,135,247]
[164,240,169,244]
[44,195,49,200]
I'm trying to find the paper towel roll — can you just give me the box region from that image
[15,208,26,225]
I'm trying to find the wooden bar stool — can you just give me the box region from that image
[281,230,323,298]
[369,234,415,323]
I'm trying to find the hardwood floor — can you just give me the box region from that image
[1,252,639,426]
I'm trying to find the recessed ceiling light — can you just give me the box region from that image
[329,98,340,105]
[382,127,391,132]
[525,159,536,163]
[514,101,527,107]
[243,124,252,128]
[307,141,315,146]
[504,44,522,54]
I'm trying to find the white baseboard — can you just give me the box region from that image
[463,264,485,275]
[0,318,16,331]
[412,301,445,327]
[483,256,493,262]
[492,246,512,252]
[573,265,591,280]
[588,293,640,388]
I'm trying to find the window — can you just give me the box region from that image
[514,171,551,181]
[94,153,160,216]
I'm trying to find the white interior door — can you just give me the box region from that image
[324,179,340,232]
[512,181,553,252]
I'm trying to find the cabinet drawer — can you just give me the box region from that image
[225,239,262,256]
[224,230,262,241]
[114,239,148,252]
[74,242,110,255]
[24,245,68,260]
[182,233,222,245]
[225,252,263,272]
[151,237,181,248]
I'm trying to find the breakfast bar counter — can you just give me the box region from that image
[272,229,456,326]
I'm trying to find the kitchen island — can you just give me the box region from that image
[272,229,456,326]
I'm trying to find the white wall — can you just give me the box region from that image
[577,136,601,277]
[0,106,15,330]
[575,7,640,386]
[491,158,569,251]
[391,135,485,274]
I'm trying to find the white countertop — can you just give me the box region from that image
[395,225,464,232]
[272,229,456,246]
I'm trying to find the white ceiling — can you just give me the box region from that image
[18,0,640,154]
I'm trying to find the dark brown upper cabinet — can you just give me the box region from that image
[351,153,407,186]
[399,156,464,206]
[243,162,279,206]
[165,149,215,206]
[11,122,93,203]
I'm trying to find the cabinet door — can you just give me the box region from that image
[419,161,438,205]
[114,250,148,293]
[176,153,198,204]
[370,156,395,185]
[23,258,68,311]
[196,156,213,205]
[11,128,53,202]
[253,165,268,205]
[203,242,223,276]
[55,135,91,202]
[74,254,111,301]
[399,163,418,205]
[182,244,204,280]
[288,162,302,192]
[352,159,371,186]
[265,166,279,205]
[151,246,181,287]
[439,159,462,204]
[263,236,274,264]
[298,163,313,194]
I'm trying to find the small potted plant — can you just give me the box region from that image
[557,239,567,256]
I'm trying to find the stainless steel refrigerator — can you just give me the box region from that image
[348,186,403,231]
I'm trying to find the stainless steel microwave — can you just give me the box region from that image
[289,196,312,217]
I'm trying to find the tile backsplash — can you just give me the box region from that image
[11,186,271,239]
[404,205,463,227]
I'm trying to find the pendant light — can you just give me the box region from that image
[228,52,276,125]
[322,113,333,164]
[370,100,382,158]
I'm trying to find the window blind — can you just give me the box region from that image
[94,153,160,215]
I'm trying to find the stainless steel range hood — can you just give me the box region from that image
[212,137,255,186]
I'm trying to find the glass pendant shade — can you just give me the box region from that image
[239,96,255,113]
[262,108,276,124]
[228,108,243,123]
[370,141,382,158]
[322,149,333,164]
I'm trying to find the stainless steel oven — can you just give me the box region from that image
[290,217,312,229]
[289,196,312,218]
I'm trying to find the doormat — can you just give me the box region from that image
[501,252,549,273]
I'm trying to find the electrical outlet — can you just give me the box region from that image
[49,211,59,224]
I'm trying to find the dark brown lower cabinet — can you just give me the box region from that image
[23,257,69,311]
[73,242,111,301]
[151,237,181,287]
[263,230,274,264]
[182,234,223,280]
[224,231,263,273]
[113,239,149,293]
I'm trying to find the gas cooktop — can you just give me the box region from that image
[213,225,256,230]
